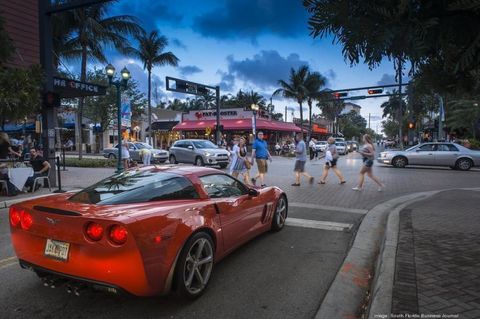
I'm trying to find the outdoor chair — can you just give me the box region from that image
[31,173,51,192]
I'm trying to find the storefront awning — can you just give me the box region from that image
[173,119,301,132]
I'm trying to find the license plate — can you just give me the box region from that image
[44,239,70,261]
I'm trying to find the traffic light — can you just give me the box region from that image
[43,91,60,108]
[333,92,348,98]
[408,122,415,129]
[368,89,383,95]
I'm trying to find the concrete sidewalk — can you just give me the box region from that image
[369,189,480,318]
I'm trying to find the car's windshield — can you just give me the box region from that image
[134,143,152,150]
[316,142,326,145]
[192,140,217,149]
[336,143,345,146]
[69,169,199,205]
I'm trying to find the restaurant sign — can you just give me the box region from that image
[183,108,270,121]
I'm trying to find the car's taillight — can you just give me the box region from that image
[85,222,104,241]
[20,211,33,230]
[108,225,128,245]
[9,206,22,227]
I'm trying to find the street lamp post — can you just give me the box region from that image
[105,64,131,173]
[251,103,259,136]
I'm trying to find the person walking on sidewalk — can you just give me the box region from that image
[121,139,130,169]
[228,138,239,175]
[231,137,251,185]
[251,131,272,188]
[309,138,316,160]
[139,147,152,166]
[353,134,385,192]
[319,137,346,185]
[292,133,314,186]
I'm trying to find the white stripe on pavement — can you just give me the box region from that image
[0,257,17,270]
[289,202,368,215]
[285,218,353,232]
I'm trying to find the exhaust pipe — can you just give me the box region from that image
[73,284,87,296]
[66,284,73,294]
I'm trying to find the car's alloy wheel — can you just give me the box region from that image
[175,232,214,299]
[393,157,407,168]
[271,195,287,231]
[108,153,116,159]
[195,156,204,166]
[456,158,472,171]
[169,155,177,164]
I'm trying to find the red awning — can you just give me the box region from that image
[173,119,301,132]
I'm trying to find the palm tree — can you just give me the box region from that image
[304,72,327,140]
[55,2,142,159]
[125,30,179,145]
[274,66,309,129]
[449,98,480,139]
[317,100,345,134]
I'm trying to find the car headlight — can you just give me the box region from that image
[204,152,213,156]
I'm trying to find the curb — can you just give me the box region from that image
[0,189,80,209]
[315,190,443,319]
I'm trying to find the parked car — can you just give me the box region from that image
[335,142,347,155]
[9,166,288,298]
[384,139,396,147]
[346,141,358,152]
[314,141,328,152]
[377,142,480,171]
[169,139,230,168]
[102,142,168,163]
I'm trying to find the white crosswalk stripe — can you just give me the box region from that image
[289,202,368,215]
[285,217,353,232]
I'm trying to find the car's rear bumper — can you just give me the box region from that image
[11,228,167,296]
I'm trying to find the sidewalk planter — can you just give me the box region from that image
[64,158,116,168]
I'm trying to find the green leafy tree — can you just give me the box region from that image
[54,1,142,158]
[338,110,367,140]
[125,30,179,144]
[274,66,309,126]
[449,99,480,139]
[382,118,399,139]
[317,98,344,134]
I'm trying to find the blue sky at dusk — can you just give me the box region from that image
[80,0,405,132]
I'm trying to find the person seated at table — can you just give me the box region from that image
[0,163,18,196]
[0,132,22,159]
[25,148,51,192]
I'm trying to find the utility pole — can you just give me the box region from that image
[368,113,371,129]
[397,57,404,150]
[285,106,287,122]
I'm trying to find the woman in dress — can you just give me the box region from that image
[121,138,130,169]
[352,134,385,191]
[231,137,251,185]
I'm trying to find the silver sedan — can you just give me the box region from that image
[377,142,480,171]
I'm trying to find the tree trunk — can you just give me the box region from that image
[76,46,87,160]
[308,99,313,141]
[147,67,152,145]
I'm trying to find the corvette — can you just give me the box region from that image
[9,166,288,299]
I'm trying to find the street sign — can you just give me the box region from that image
[166,76,215,96]
[53,77,107,98]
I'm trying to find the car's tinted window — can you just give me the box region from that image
[69,170,199,205]
[418,144,435,151]
[437,144,459,152]
[199,174,247,198]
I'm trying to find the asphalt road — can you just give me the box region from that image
[1,150,479,319]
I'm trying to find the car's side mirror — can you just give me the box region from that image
[187,145,194,150]
[248,188,259,197]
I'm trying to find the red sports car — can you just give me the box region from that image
[9,166,288,298]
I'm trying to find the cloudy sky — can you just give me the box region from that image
[76,0,406,133]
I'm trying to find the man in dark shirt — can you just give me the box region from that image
[25,148,51,191]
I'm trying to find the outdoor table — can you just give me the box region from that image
[8,167,34,191]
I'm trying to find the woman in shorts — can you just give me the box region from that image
[352,134,385,191]
[319,137,346,185]
[231,137,251,184]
